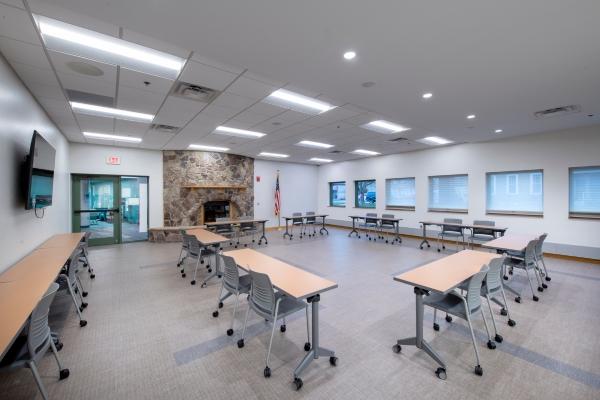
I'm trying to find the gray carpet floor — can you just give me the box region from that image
[0,228,598,399]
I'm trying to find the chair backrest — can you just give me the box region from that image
[524,239,538,265]
[239,216,254,229]
[465,264,489,313]
[472,220,495,236]
[305,211,316,222]
[249,270,276,315]
[292,212,303,224]
[443,218,463,233]
[215,218,233,232]
[535,233,547,257]
[484,256,506,293]
[381,214,395,227]
[221,255,240,291]
[180,230,191,248]
[365,213,378,224]
[183,233,201,255]
[28,282,59,362]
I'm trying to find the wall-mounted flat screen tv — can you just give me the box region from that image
[25,131,56,210]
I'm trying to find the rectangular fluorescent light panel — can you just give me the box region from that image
[264,89,336,115]
[35,15,186,80]
[259,152,289,158]
[83,132,142,143]
[417,136,453,145]
[188,144,229,152]
[297,140,334,149]
[71,102,154,123]
[351,149,380,156]
[214,126,266,138]
[309,158,333,163]
[361,120,410,134]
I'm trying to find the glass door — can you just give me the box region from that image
[120,176,149,242]
[72,175,121,246]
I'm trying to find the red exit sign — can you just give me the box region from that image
[106,156,121,165]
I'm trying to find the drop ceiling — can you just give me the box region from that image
[0,0,599,164]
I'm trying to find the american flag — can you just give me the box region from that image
[274,172,281,216]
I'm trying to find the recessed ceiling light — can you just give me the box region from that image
[35,15,185,79]
[309,158,333,163]
[83,132,142,143]
[361,120,410,134]
[188,144,229,152]
[467,114,476,119]
[351,149,380,156]
[214,126,266,138]
[297,140,334,149]
[71,102,154,122]
[258,152,289,158]
[264,89,336,115]
[417,136,453,145]
[495,129,503,133]
[343,51,356,60]
[422,92,433,99]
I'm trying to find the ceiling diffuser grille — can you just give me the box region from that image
[534,105,581,119]
[171,82,220,103]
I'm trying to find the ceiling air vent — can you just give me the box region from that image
[171,82,220,103]
[150,124,180,134]
[387,137,409,143]
[534,105,581,119]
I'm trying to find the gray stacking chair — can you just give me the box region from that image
[437,218,465,252]
[211,255,251,337]
[469,220,496,249]
[214,217,235,247]
[176,229,191,268]
[290,212,305,239]
[379,214,398,244]
[237,270,311,378]
[425,264,494,376]
[57,256,87,327]
[359,213,379,241]
[186,234,215,285]
[78,232,95,279]
[506,239,544,302]
[535,233,550,285]
[238,216,258,247]
[0,283,69,400]
[303,211,317,237]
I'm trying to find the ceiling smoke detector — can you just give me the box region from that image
[387,137,409,143]
[329,150,344,154]
[150,124,180,134]
[172,82,220,103]
[534,105,581,119]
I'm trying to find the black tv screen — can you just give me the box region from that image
[25,131,56,210]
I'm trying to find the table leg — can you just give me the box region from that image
[258,221,268,245]
[293,294,336,389]
[393,287,446,371]
[395,221,402,244]
[283,218,292,239]
[419,224,430,249]
[348,217,359,237]
[319,216,328,235]
[200,245,221,288]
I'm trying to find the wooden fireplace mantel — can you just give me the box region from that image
[182,184,247,190]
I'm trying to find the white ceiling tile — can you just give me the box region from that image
[10,61,58,86]
[76,114,115,133]
[28,82,66,101]
[211,92,256,111]
[252,110,311,132]
[37,97,70,114]
[226,76,275,100]
[141,131,174,149]
[28,1,119,37]
[119,67,174,96]
[153,96,203,127]
[303,105,366,127]
[179,60,239,91]
[230,111,270,126]
[200,103,238,122]
[243,71,285,88]
[57,71,116,98]
[190,53,244,75]
[281,84,320,99]
[244,102,286,117]
[115,120,150,135]
[0,4,40,45]
[121,28,190,59]
[48,51,116,82]
[0,36,49,68]
[117,86,164,114]
[0,1,24,9]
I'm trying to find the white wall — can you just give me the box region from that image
[318,125,600,258]
[0,55,71,272]
[69,143,163,228]
[254,160,318,227]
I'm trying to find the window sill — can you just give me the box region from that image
[386,206,415,211]
[569,213,600,220]
[428,208,468,214]
[354,206,377,209]
[486,211,543,217]
[328,205,346,208]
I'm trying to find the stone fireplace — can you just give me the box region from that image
[163,150,254,227]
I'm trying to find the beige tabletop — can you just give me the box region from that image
[37,232,85,249]
[186,228,229,245]
[482,234,539,252]
[420,221,507,231]
[394,250,500,293]
[224,248,338,300]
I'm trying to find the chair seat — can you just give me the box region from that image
[471,234,495,241]
[423,292,469,320]
[274,293,306,319]
[238,274,252,292]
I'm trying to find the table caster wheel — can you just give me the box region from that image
[503,276,508,280]
[433,323,440,331]
[437,249,441,252]
[515,297,521,303]
[191,280,196,285]
[542,283,548,289]
[59,368,70,380]
[90,274,95,279]
[537,287,543,292]
[201,283,207,288]
[219,302,223,308]
[500,308,507,316]
[442,245,446,250]
[237,339,244,348]
[445,315,452,323]
[79,320,87,327]
[304,342,311,351]
[181,273,186,278]
[227,329,233,336]
[293,377,303,390]
[392,344,401,353]
[263,366,271,378]
[494,334,503,343]
[487,340,496,350]
[420,246,423,250]
[427,244,431,248]
[435,367,447,380]
[545,276,551,282]
[508,319,516,327]
[533,296,539,302]
[82,291,88,297]
[280,325,286,333]
[474,365,483,376]
[212,311,219,317]
[329,356,338,366]
[208,269,212,273]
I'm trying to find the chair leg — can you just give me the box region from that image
[28,361,49,400]
[465,312,483,375]
[500,287,516,326]
[485,295,502,343]
[524,268,539,301]
[540,256,550,281]
[214,283,224,315]
[305,306,311,345]
[229,292,240,335]
[49,339,67,375]
[433,308,439,330]
[237,305,252,348]
[265,306,280,375]
[478,307,495,350]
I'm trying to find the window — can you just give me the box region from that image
[428,174,468,212]
[569,166,600,218]
[329,181,346,207]
[385,178,415,210]
[486,170,543,215]
[355,180,376,208]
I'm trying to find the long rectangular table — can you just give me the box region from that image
[281,214,329,240]
[0,233,84,358]
[418,221,508,250]
[186,228,230,287]
[348,215,403,243]
[204,218,269,245]
[224,248,338,389]
[392,250,500,376]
